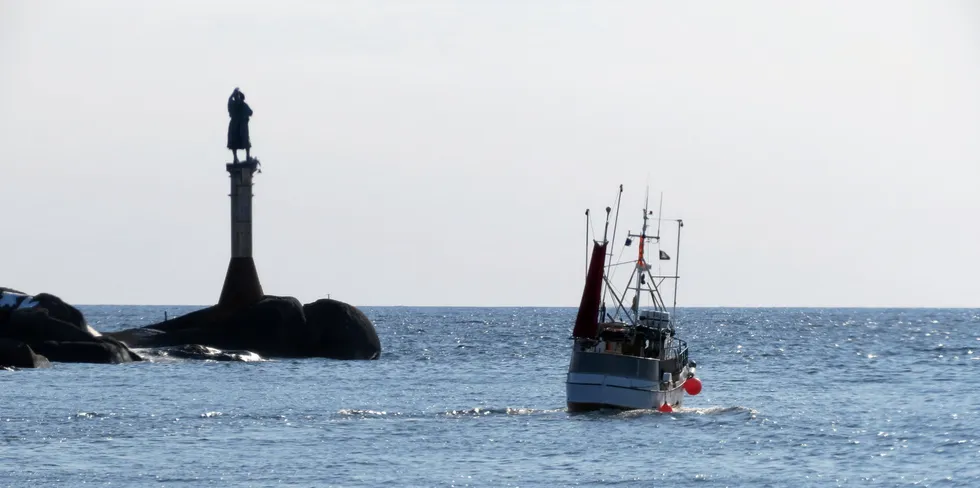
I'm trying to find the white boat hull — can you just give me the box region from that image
[565,348,693,412]
[565,371,686,412]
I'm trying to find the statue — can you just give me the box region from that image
[227,87,253,163]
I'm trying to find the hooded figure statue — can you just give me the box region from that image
[227,88,253,163]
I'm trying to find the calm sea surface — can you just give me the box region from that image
[1,307,978,487]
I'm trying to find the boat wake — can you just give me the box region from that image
[442,407,566,416]
[335,407,565,419]
[333,405,755,420]
[675,405,757,416]
[580,405,758,419]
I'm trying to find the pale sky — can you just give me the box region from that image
[1,1,978,307]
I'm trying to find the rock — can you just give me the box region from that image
[0,288,86,328]
[4,308,99,344]
[303,299,381,360]
[218,295,309,356]
[104,326,176,349]
[111,306,224,349]
[30,337,141,364]
[0,288,36,325]
[31,293,87,329]
[1,288,141,365]
[0,338,51,368]
[109,295,381,360]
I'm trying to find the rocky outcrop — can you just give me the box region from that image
[1,287,380,366]
[108,295,381,360]
[0,288,141,366]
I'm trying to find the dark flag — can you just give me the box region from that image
[659,250,670,260]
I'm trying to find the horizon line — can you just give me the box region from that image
[73,303,980,310]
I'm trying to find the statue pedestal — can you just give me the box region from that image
[219,159,263,310]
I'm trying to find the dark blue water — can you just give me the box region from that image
[1,307,977,487]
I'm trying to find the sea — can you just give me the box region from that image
[1,306,977,487]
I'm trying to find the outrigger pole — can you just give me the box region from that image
[584,209,590,278]
[602,206,612,243]
[603,275,637,327]
[672,219,684,316]
[608,185,624,268]
[602,185,624,317]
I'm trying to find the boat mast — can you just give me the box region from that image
[632,189,651,318]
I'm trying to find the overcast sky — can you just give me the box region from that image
[1,1,978,307]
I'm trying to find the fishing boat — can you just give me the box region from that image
[565,185,702,413]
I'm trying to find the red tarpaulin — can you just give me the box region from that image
[572,241,607,339]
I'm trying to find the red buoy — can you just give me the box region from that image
[658,402,673,413]
[683,377,703,396]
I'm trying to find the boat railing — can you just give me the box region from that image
[668,338,689,364]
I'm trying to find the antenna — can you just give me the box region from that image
[644,185,650,216]
[584,209,590,278]
[655,192,664,239]
[655,192,664,278]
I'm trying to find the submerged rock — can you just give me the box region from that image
[109,295,380,360]
[157,344,264,362]
[0,288,141,365]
